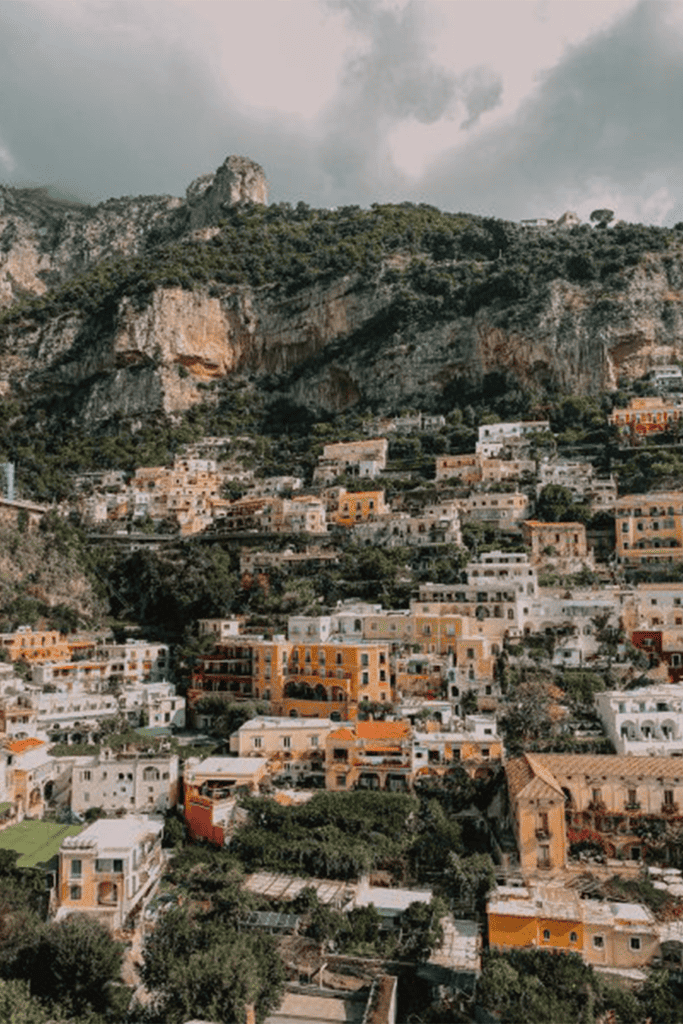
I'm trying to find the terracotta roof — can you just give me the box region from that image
[5,738,45,755]
[505,754,564,801]
[328,728,354,741]
[533,752,683,782]
[356,721,410,740]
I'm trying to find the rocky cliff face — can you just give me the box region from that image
[1,158,682,427]
[0,155,267,308]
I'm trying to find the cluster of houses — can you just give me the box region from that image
[8,393,683,994]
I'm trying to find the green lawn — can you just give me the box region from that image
[0,821,83,868]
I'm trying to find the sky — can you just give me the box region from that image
[1,0,682,225]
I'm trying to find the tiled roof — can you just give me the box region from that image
[505,754,564,800]
[356,721,410,740]
[328,728,354,741]
[533,752,683,782]
[5,738,45,755]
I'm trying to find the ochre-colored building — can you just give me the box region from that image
[609,396,683,440]
[189,637,390,720]
[331,490,387,527]
[615,492,683,564]
[488,882,658,970]
[325,721,412,793]
[507,752,683,876]
[523,521,587,564]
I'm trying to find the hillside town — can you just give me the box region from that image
[3,377,683,1020]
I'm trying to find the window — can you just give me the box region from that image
[593,936,604,949]
[70,859,82,877]
[569,931,578,944]
[543,929,550,941]
[70,885,82,901]
[82,770,91,781]
[336,775,346,787]
[311,735,318,747]
[592,788,602,804]
[252,737,262,749]
[630,936,641,951]
[361,672,369,685]
[283,736,291,749]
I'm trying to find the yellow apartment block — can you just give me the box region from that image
[332,491,387,527]
[189,638,390,719]
[0,627,72,663]
[615,492,683,564]
[609,396,683,440]
[488,883,658,970]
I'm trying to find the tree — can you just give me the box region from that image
[143,912,285,1024]
[446,852,495,913]
[0,979,51,1024]
[23,916,124,1019]
[590,208,614,228]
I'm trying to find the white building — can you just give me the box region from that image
[595,684,683,756]
[70,748,179,815]
[476,420,551,458]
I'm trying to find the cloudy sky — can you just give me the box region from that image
[1,0,682,225]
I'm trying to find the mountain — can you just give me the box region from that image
[1,155,682,433]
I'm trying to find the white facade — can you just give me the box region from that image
[476,420,550,458]
[595,685,683,756]
[70,749,179,815]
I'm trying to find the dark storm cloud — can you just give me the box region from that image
[415,1,683,222]
[0,1,326,204]
[1,0,681,224]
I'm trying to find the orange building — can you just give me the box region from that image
[331,490,387,527]
[609,396,683,440]
[488,882,658,970]
[183,756,267,846]
[190,637,390,720]
[325,721,412,792]
[56,816,164,931]
[0,627,72,663]
[615,492,683,564]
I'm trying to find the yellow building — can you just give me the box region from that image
[507,752,683,875]
[332,490,387,527]
[56,816,164,931]
[609,396,683,441]
[189,637,390,720]
[325,721,412,792]
[506,754,568,874]
[523,521,588,564]
[615,492,683,564]
[488,882,658,970]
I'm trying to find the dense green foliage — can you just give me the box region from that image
[232,790,419,880]
[478,948,683,1024]
[141,905,284,1024]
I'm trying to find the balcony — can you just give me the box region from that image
[535,828,551,840]
[624,802,641,811]
[662,802,680,815]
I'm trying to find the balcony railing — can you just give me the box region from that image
[624,802,641,811]
[535,828,551,840]
[662,802,680,815]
